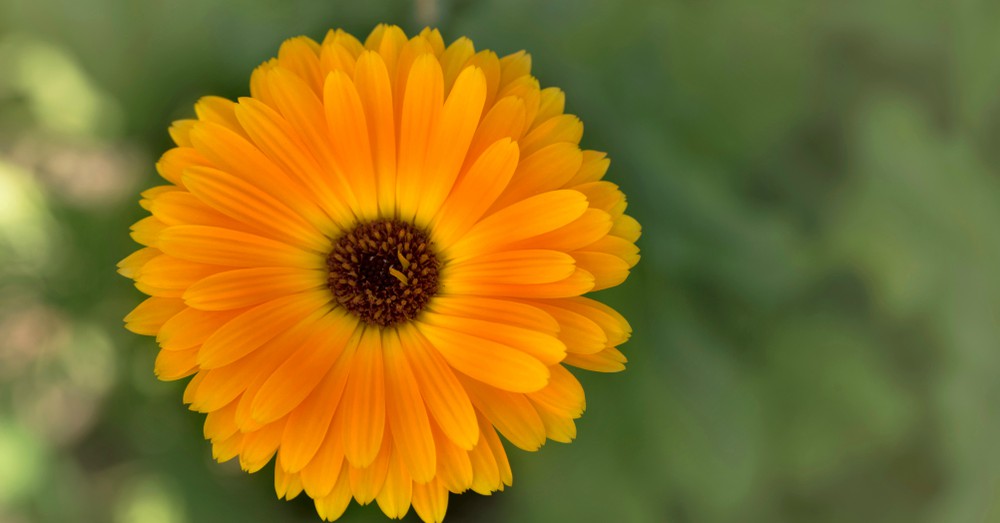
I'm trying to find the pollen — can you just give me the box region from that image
[326,220,440,327]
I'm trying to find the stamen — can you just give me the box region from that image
[327,220,439,327]
[388,267,409,285]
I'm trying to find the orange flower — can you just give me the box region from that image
[119,25,639,522]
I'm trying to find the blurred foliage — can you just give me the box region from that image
[1,0,998,522]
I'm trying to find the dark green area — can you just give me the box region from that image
[0,0,997,522]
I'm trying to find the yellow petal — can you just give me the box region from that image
[154,345,199,381]
[519,114,583,156]
[277,36,324,94]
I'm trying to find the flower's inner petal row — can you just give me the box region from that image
[413,66,487,226]
[182,164,329,252]
[416,319,550,394]
[232,91,353,231]
[382,329,437,483]
[353,51,398,215]
[396,53,444,224]
[348,432,392,504]
[461,376,546,451]
[121,24,639,523]
[430,137,519,249]
[323,70,380,220]
[375,447,413,519]
[398,324,479,451]
[279,330,358,473]
[183,266,327,311]
[340,328,387,468]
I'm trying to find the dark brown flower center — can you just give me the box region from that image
[327,220,440,327]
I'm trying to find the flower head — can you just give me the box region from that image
[119,25,640,522]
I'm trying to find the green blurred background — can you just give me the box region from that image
[2,0,998,522]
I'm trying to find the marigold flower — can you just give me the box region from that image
[119,24,640,522]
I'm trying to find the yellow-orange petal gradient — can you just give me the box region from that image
[121,24,639,523]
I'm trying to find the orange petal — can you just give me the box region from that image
[154,345,199,381]
[353,51,398,214]
[239,417,286,473]
[398,325,479,450]
[124,296,185,336]
[448,190,588,260]
[382,329,436,483]
[396,53,443,222]
[491,142,583,210]
[563,346,627,373]
[147,190,244,229]
[416,321,549,393]
[420,312,565,366]
[197,291,331,369]
[411,477,449,523]
[158,225,322,269]
[313,462,352,521]
[374,447,413,519]
[348,434,391,505]
[431,420,473,493]
[461,378,546,451]
[249,310,359,424]
[526,364,586,418]
[301,409,346,499]
[519,114,583,156]
[414,65,487,226]
[157,307,243,352]
[444,249,576,286]
[182,165,328,252]
[431,138,519,250]
[279,331,358,473]
[427,295,558,335]
[183,266,326,311]
[340,328,386,468]
[323,70,378,220]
